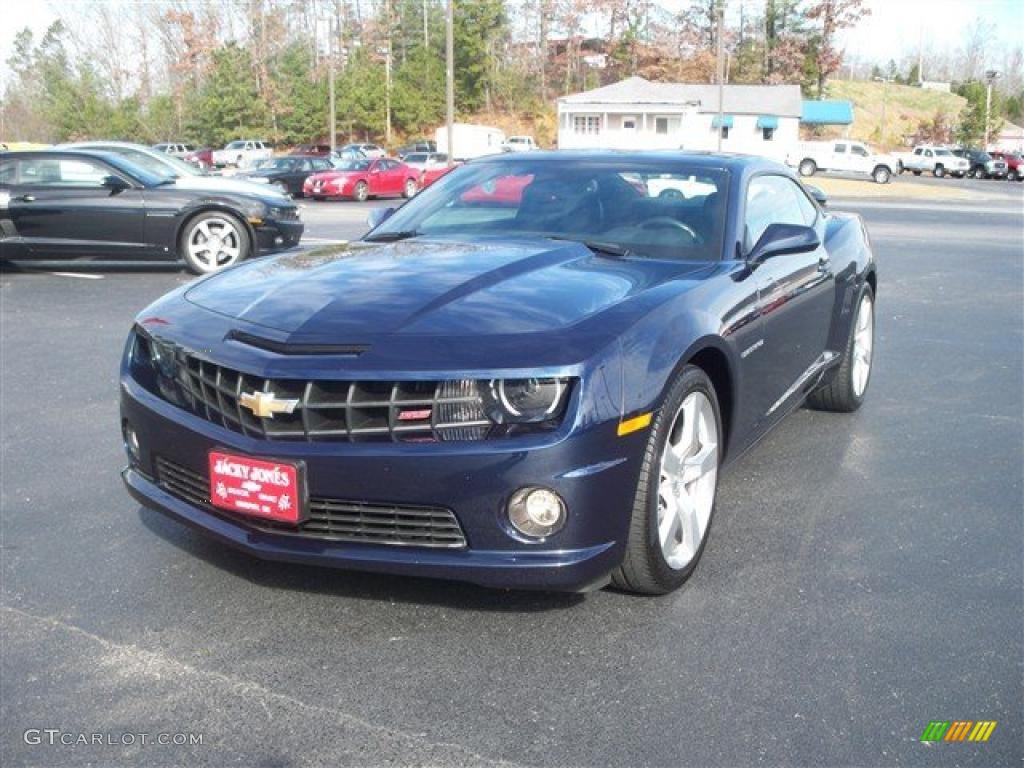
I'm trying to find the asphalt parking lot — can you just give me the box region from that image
[1,176,1022,766]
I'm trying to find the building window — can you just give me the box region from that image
[762,127,775,141]
[655,117,669,134]
[720,126,730,140]
[573,115,601,135]
[622,116,637,130]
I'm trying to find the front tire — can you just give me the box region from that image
[403,178,418,198]
[807,285,874,413]
[612,365,722,595]
[180,212,250,274]
[354,181,369,202]
[798,159,817,177]
[872,165,891,184]
[933,164,945,178]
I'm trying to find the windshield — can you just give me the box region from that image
[96,147,200,178]
[369,157,729,262]
[333,159,371,171]
[256,158,298,170]
[225,141,246,149]
[405,153,428,163]
[974,151,993,162]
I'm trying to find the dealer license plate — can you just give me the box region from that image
[208,450,306,523]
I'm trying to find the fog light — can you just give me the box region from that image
[123,423,140,462]
[508,487,566,539]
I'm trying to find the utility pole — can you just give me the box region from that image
[715,1,725,152]
[984,70,999,149]
[446,0,455,166]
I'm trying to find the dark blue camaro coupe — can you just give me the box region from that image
[121,152,877,594]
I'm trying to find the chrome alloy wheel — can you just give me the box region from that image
[852,292,874,397]
[187,217,243,272]
[657,391,719,570]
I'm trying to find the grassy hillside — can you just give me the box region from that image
[819,80,967,150]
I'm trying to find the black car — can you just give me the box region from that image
[951,147,1008,179]
[0,150,303,273]
[234,155,335,197]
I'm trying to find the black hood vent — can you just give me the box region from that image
[226,330,368,356]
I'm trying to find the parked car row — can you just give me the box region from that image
[790,140,1022,183]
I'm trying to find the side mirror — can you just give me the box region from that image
[366,207,396,230]
[102,175,130,192]
[804,184,828,208]
[747,223,821,266]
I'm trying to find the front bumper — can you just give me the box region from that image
[254,218,304,253]
[120,376,639,591]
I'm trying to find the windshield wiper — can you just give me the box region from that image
[548,236,632,258]
[363,230,421,242]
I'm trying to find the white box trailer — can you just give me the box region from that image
[435,123,506,161]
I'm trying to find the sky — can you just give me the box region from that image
[1,0,1021,88]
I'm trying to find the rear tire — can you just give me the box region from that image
[611,365,722,595]
[798,159,817,177]
[807,284,874,413]
[912,170,921,176]
[872,165,891,184]
[933,165,945,178]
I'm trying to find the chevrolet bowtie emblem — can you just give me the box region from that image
[239,390,300,419]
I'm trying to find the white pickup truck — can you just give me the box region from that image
[892,145,969,178]
[788,140,899,184]
[211,140,273,168]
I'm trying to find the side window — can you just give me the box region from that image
[914,148,923,155]
[834,143,847,154]
[18,157,110,187]
[744,175,812,253]
[925,150,933,157]
[851,145,868,157]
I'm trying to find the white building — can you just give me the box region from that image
[989,121,1024,154]
[557,76,802,162]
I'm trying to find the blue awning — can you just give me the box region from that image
[711,114,734,128]
[756,115,779,129]
[801,100,854,125]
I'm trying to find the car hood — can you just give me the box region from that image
[170,174,288,200]
[183,237,709,341]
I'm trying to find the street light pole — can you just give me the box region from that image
[984,70,999,149]
[873,75,890,148]
[323,17,337,155]
[446,0,454,167]
[715,1,724,153]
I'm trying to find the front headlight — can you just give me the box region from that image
[482,378,570,424]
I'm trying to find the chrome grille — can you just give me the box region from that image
[162,349,492,443]
[156,457,467,548]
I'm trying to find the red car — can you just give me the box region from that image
[290,144,332,157]
[183,147,214,171]
[989,151,1023,181]
[420,162,459,189]
[303,157,419,201]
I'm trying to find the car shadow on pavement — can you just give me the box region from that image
[136,506,587,612]
[1,259,186,274]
